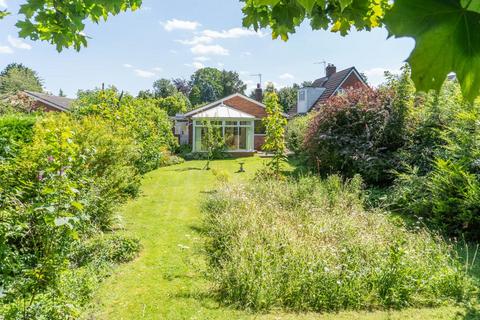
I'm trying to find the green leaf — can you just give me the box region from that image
[338,0,353,11]
[298,0,317,13]
[384,0,480,102]
[254,0,281,5]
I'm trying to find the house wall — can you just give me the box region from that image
[32,101,61,112]
[339,72,366,90]
[223,96,267,118]
[254,135,265,151]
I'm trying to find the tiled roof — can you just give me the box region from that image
[24,91,73,111]
[313,67,356,103]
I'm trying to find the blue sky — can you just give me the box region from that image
[0,0,414,98]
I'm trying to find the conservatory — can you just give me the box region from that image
[191,104,255,152]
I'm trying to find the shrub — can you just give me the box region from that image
[389,107,480,240]
[285,113,314,155]
[0,113,36,160]
[304,68,415,185]
[0,112,142,316]
[72,88,178,174]
[202,176,475,312]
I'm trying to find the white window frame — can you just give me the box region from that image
[192,118,255,152]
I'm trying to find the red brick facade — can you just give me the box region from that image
[254,135,265,151]
[223,96,267,118]
[339,72,366,90]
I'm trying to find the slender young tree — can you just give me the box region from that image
[201,121,224,170]
[262,92,287,177]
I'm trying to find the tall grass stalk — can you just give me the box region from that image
[202,176,476,312]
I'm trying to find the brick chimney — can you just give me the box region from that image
[326,64,337,78]
[254,83,263,102]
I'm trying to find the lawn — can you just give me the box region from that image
[86,157,477,320]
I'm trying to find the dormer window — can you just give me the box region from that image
[299,90,306,101]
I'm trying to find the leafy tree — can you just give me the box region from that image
[241,0,480,102]
[262,92,287,177]
[172,78,192,96]
[0,63,43,95]
[5,1,480,101]
[157,92,191,116]
[9,0,142,51]
[153,78,177,98]
[278,84,300,113]
[201,121,225,170]
[221,70,247,96]
[58,89,66,97]
[137,89,155,99]
[301,80,313,87]
[189,68,246,106]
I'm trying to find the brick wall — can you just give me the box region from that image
[223,96,267,118]
[339,72,367,90]
[254,135,265,151]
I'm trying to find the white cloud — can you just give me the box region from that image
[7,35,32,50]
[123,63,133,68]
[185,61,205,70]
[169,49,177,54]
[241,51,252,56]
[0,0,7,8]
[279,73,295,80]
[194,56,210,62]
[190,44,229,56]
[152,67,162,72]
[134,69,156,78]
[0,46,13,54]
[175,36,212,46]
[201,27,264,39]
[163,19,201,31]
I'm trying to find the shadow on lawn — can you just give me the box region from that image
[171,167,203,172]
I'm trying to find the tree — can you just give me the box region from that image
[153,79,177,98]
[0,63,43,95]
[201,121,224,170]
[221,70,247,96]
[241,0,480,102]
[189,68,246,106]
[8,0,142,51]
[58,89,66,97]
[278,84,300,113]
[6,1,480,101]
[157,92,190,116]
[262,92,287,177]
[172,78,192,96]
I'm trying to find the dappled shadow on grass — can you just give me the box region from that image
[171,167,203,172]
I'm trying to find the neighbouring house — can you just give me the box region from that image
[23,91,73,112]
[291,64,368,115]
[174,89,287,156]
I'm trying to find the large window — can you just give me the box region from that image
[193,119,254,151]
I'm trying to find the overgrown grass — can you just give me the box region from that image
[203,175,477,312]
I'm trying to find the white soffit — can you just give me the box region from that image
[192,104,255,119]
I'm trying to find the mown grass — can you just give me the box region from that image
[86,157,479,319]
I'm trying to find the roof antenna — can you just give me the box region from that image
[250,73,262,87]
[314,61,327,76]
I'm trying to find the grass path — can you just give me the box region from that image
[87,157,472,320]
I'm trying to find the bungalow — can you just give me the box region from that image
[23,91,73,112]
[291,64,368,115]
[174,90,286,156]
